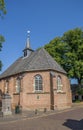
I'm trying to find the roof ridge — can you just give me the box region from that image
[41,48,66,73]
[40,48,52,68]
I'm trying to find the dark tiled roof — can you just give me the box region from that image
[0,48,66,79]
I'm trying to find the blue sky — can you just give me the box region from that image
[0,0,83,83]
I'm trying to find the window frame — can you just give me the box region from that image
[5,80,9,93]
[57,75,63,91]
[34,74,43,92]
[15,78,21,93]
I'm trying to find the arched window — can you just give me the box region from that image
[57,76,62,90]
[5,80,9,93]
[16,78,21,93]
[34,75,43,91]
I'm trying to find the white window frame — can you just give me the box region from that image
[34,75,43,92]
[57,76,63,92]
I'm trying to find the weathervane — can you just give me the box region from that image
[27,30,30,38]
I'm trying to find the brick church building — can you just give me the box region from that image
[0,34,72,110]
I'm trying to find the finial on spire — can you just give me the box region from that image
[26,30,30,48]
[27,30,30,38]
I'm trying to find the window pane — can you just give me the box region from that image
[57,76,62,90]
[35,85,38,90]
[5,81,9,93]
[16,78,21,93]
[34,75,43,91]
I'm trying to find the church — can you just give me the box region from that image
[0,33,72,110]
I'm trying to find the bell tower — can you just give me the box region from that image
[23,30,34,57]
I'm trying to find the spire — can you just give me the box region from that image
[26,30,30,48]
[23,30,34,57]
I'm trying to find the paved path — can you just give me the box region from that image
[0,104,83,130]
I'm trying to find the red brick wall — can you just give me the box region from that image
[0,70,72,110]
[53,72,72,109]
[22,71,51,110]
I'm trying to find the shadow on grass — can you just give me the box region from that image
[63,119,83,130]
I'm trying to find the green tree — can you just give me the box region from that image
[0,0,6,70]
[44,28,83,86]
[0,0,6,17]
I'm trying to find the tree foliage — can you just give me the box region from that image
[0,0,6,17]
[0,0,6,70]
[0,35,5,71]
[44,28,83,85]
[77,88,83,95]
